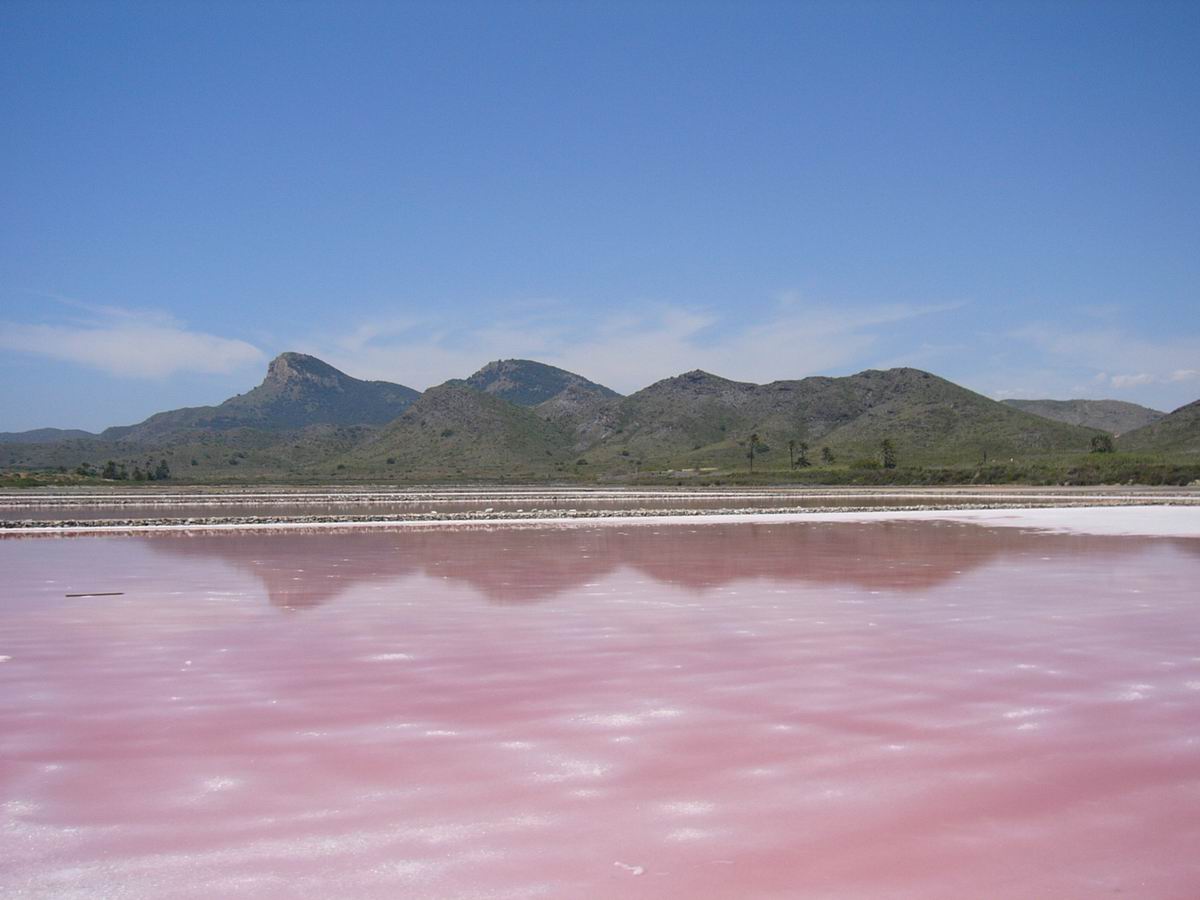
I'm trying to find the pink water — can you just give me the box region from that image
[2,521,1199,898]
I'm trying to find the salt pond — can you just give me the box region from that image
[2,511,1199,897]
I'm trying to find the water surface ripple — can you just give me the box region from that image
[1,519,1198,898]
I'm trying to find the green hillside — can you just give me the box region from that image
[0,428,97,444]
[465,358,619,407]
[335,383,576,479]
[1117,400,1200,454]
[576,367,1102,469]
[4,355,1194,485]
[1002,398,1164,435]
[102,353,419,442]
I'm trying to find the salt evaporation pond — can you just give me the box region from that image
[2,518,1199,898]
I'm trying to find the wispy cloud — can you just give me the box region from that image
[1009,324,1200,392]
[301,299,960,392]
[0,305,264,378]
[976,322,1200,411]
[1108,372,1156,389]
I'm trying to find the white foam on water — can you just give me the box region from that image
[1003,707,1049,719]
[367,858,437,880]
[531,756,613,783]
[572,706,683,729]
[573,713,641,727]
[201,776,242,793]
[740,767,779,778]
[366,652,414,661]
[658,800,715,816]
[645,707,683,719]
[666,827,713,842]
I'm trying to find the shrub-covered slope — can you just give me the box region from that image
[101,353,419,443]
[1117,399,1200,454]
[1002,398,1164,435]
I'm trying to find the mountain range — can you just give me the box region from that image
[2,353,1197,481]
[101,352,420,442]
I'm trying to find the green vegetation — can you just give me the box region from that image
[881,438,897,469]
[1002,398,1164,434]
[100,352,419,443]
[789,439,811,468]
[464,359,619,407]
[1118,399,1200,454]
[2,354,1196,486]
[606,453,1200,487]
[337,383,576,479]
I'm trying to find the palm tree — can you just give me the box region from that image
[881,438,897,469]
[749,433,761,472]
[788,439,796,469]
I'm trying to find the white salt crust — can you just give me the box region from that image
[7,504,1199,537]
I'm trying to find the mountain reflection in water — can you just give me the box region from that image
[124,519,1191,609]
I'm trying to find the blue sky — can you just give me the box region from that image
[1,0,1197,431]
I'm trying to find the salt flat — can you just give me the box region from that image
[751,503,1200,538]
[1,485,1197,534]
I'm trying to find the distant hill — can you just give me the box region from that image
[566,369,755,461]
[0,427,96,444]
[574,367,1101,468]
[462,358,620,433]
[1002,398,1164,434]
[340,382,575,478]
[5,357,1174,482]
[1117,399,1200,454]
[465,359,619,406]
[101,353,420,443]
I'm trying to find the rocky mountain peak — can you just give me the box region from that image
[465,359,619,407]
[264,352,345,388]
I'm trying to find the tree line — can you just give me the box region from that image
[75,459,172,481]
[747,435,896,471]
